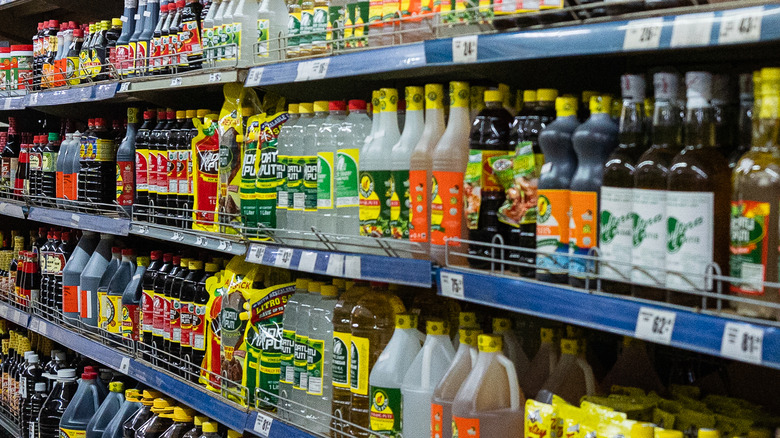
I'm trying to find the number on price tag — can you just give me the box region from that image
[195,236,207,246]
[326,254,345,277]
[634,307,676,345]
[253,412,274,437]
[275,248,294,268]
[119,82,131,92]
[208,72,222,82]
[170,77,183,86]
[299,251,318,272]
[623,18,664,51]
[720,322,763,364]
[440,271,465,299]
[119,357,131,373]
[452,35,478,63]
[246,244,267,264]
[718,7,763,45]
[245,67,265,87]
[344,255,361,279]
[172,232,185,242]
[670,12,715,48]
[138,225,149,235]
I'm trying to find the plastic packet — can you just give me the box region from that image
[489,141,539,228]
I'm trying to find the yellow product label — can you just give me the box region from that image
[383,0,399,21]
[98,293,123,334]
[450,82,470,108]
[525,399,554,438]
[96,139,115,162]
[406,86,424,111]
[332,331,351,388]
[60,428,87,438]
[349,336,370,395]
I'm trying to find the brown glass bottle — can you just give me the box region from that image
[729,73,756,168]
[666,72,731,307]
[731,67,780,320]
[632,73,683,301]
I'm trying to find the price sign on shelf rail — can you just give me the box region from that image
[634,307,676,345]
[623,17,664,51]
[718,7,763,45]
[298,251,318,272]
[295,58,331,82]
[720,322,763,364]
[670,12,715,48]
[246,244,267,264]
[253,412,274,437]
[245,67,265,87]
[275,248,294,269]
[440,271,465,299]
[452,35,478,63]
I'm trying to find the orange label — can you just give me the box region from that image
[63,284,78,313]
[536,189,570,272]
[431,403,444,438]
[453,416,480,438]
[568,191,598,276]
[430,170,463,246]
[409,169,429,243]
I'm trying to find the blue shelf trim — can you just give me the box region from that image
[28,207,130,236]
[437,268,780,369]
[0,201,27,219]
[0,302,30,327]
[23,82,118,107]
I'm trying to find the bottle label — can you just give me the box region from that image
[240,139,259,229]
[59,428,87,438]
[536,189,570,274]
[191,303,207,351]
[180,300,193,348]
[335,148,359,208]
[181,20,203,55]
[158,150,169,194]
[117,160,134,206]
[293,334,309,389]
[369,386,402,435]
[409,169,429,243]
[303,156,318,212]
[349,336,369,395]
[452,416,480,438]
[464,150,504,230]
[280,329,295,384]
[430,170,464,246]
[306,338,325,395]
[276,154,288,210]
[79,285,95,319]
[313,6,328,46]
[630,188,666,286]
[730,200,770,295]
[288,12,301,49]
[288,158,304,211]
[28,153,40,172]
[115,44,131,74]
[63,284,78,313]
[431,403,444,438]
[142,288,154,335]
[163,296,172,340]
[665,191,714,292]
[95,139,114,162]
[568,190,598,277]
[256,138,281,229]
[41,151,57,172]
[168,149,179,194]
[317,152,334,210]
[369,0,383,26]
[158,35,169,68]
[137,41,148,72]
[122,303,139,340]
[99,293,122,334]
[359,170,392,237]
[300,10,314,45]
[599,186,634,283]
[152,292,164,337]
[390,169,410,239]
[148,150,158,195]
[179,150,191,194]
[331,331,350,388]
[171,298,182,343]
[257,19,270,58]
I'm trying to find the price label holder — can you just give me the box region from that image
[0,306,7,318]
[170,77,183,86]
[718,6,763,45]
[344,255,361,279]
[275,248,294,269]
[29,318,40,333]
[720,322,763,364]
[440,271,465,299]
[452,35,478,63]
[295,58,331,82]
[299,251,318,272]
[253,411,274,437]
[119,357,131,373]
[326,254,345,277]
[634,307,676,345]
[119,82,131,92]
[623,17,664,51]
[245,67,265,87]
[246,244,267,264]
[208,72,223,82]
[670,12,715,48]
[172,232,185,242]
[195,236,207,246]
[217,240,233,252]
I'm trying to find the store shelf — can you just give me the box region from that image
[437,268,780,369]
[0,200,26,219]
[27,206,130,235]
[246,242,432,287]
[119,68,243,93]
[24,82,118,107]
[129,222,248,255]
[0,411,20,437]
[0,302,29,327]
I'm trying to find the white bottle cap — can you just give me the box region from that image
[621,74,646,103]
[28,354,39,364]
[653,72,680,101]
[24,351,34,360]
[711,74,732,105]
[57,369,76,379]
[55,351,67,361]
[686,71,713,109]
[34,382,47,392]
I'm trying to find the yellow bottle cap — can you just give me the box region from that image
[112,18,123,26]
[380,88,399,113]
[308,281,322,294]
[656,431,684,438]
[450,81,470,108]
[141,390,162,405]
[459,312,478,328]
[109,381,124,392]
[523,90,537,102]
[540,328,554,344]
[314,100,329,112]
[190,260,204,270]
[160,407,176,418]
[395,313,418,329]
[321,285,338,297]
[478,334,502,353]
[406,86,424,111]
[202,422,218,433]
[176,110,186,119]
[298,103,313,114]
[332,278,346,290]
[581,90,599,104]
[427,319,448,336]
[227,430,242,438]
[372,90,381,114]
[137,256,150,267]
[197,109,209,118]
[425,83,444,110]
[590,95,612,114]
[296,278,309,290]
[561,338,579,355]
[459,328,482,346]
[173,407,195,422]
[288,103,299,114]
[186,109,197,118]
[698,430,720,438]
[205,263,219,273]
[151,398,173,412]
[194,416,210,426]
[484,90,502,103]
[537,89,558,102]
[630,423,654,438]
[125,389,141,402]
[555,97,577,117]
[492,318,511,332]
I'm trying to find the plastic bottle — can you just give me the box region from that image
[536,96,580,283]
[86,381,125,438]
[159,406,195,438]
[59,368,104,437]
[278,278,308,419]
[181,415,208,438]
[116,0,138,75]
[199,422,220,438]
[189,262,217,381]
[430,81,470,265]
[389,86,424,241]
[62,131,82,206]
[316,101,347,234]
[39,369,79,438]
[256,0,289,61]
[40,132,61,203]
[79,234,114,330]
[431,327,481,438]
[305,284,339,434]
[102,249,136,334]
[211,0,230,62]
[291,281,324,425]
[298,101,328,232]
[134,398,175,437]
[286,103,314,232]
[568,95,619,286]
[539,338,595,404]
[96,246,122,326]
[20,352,43,437]
[336,100,371,236]
[116,107,140,215]
[492,317,529,379]
[138,0,160,75]
[56,132,73,205]
[122,390,162,438]
[276,103,298,231]
[26,381,48,438]
[129,0,148,76]
[451,334,524,438]
[219,0,237,64]
[229,0,259,67]
[168,256,192,370]
[368,313,422,437]
[519,328,558,400]
[61,231,98,323]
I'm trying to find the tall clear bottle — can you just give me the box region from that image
[287,103,313,232]
[278,279,308,419]
[316,101,347,234]
[389,86,424,241]
[276,103,299,231]
[257,0,290,61]
[231,0,261,67]
[336,100,371,236]
[305,284,339,434]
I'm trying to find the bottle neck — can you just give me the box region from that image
[752,93,780,153]
[618,100,645,148]
[651,100,682,148]
[684,105,716,149]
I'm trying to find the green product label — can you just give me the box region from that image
[306,338,325,395]
[464,150,483,230]
[332,331,350,387]
[288,12,301,48]
[293,334,309,389]
[303,156,318,212]
[359,170,393,237]
[257,19,270,57]
[280,329,296,384]
[390,169,410,239]
[277,155,288,209]
[288,158,305,211]
[336,149,359,208]
[256,140,280,229]
[369,386,402,435]
[300,10,314,45]
[317,152,334,210]
[253,283,295,408]
[729,200,769,296]
[245,323,263,406]
[328,5,344,49]
[41,152,58,173]
[313,6,329,45]
[240,139,259,231]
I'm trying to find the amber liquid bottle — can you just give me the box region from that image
[731,68,780,320]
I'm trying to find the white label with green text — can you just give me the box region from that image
[599,186,633,282]
[665,191,713,291]
[632,188,667,286]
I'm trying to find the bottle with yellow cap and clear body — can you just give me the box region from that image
[305,284,339,433]
[402,319,457,438]
[301,101,330,232]
[278,278,309,419]
[135,399,175,437]
[85,380,125,438]
[599,337,664,395]
[102,388,143,438]
[539,338,595,405]
[368,313,422,437]
[451,334,524,438]
[286,103,315,232]
[492,317,529,379]
[276,103,300,231]
[390,86,426,240]
[181,415,210,438]
[158,406,196,438]
[292,280,324,424]
[519,328,558,400]
[731,68,780,319]
[536,96,580,283]
[200,422,221,438]
[431,327,481,438]
[122,389,163,438]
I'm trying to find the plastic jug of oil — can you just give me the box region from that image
[519,328,558,400]
[431,328,481,438]
[58,368,104,438]
[539,338,595,404]
[492,318,529,379]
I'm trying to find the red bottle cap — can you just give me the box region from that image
[122,248,135,256]
[112,246,122,254]
[81,371,97,380]
[163,253,173,262]
[0,48,9,54]
[329,100,347,112]
[50,20,59,28]
[73,29,83,38]
[348,100,367,111]
[150,250,163,260]
[172,255,181,265]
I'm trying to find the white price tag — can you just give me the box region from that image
[0,306,7,318]
[217,240,233,252]
[119,82,131,92]
[344,255,361,279]
[253,411,274,437]
[28,93,38,106]
[634,307,676,345]
[137,225,149,235]
[440,271,465,299]
[718,7,763,45]
[208,72,222,82]
[195,236,207,246]
[670,12,715,48]
[721,322,763,364]
[245,67,265,87]
[172,232,185,242]
[120,15,128,22]
[623,18,664,51]
[29,319,39,332]
[38,323,47,336]
[70,213,80,227]
[295,58,331,81]
[452,35,478,63]
[246,244,267,264]
[170,77,183,86]
[143,10,152,17]
[275,248,294,269]
[119,357,131,374]
[326,254,345,277]
[3,99,11,110]
[298,251,318,272]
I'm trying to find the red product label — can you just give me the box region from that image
[163,296,172,341]
[180,20,203,55]
[79,286,92,318]
[431,403,444,438]
[152,36,163,68]
[62,284,78,313]
[170,298,181,342]
[122,303,140,340]
[117,160,134,206]
[56,170,64,199]
[136,41,148,71]
[180,301,192,348]
[159,152,169,195]
[108,47,118,71]
[142,289,154,334]
[409,169,429,243]
[116,44,131,72]
[149,150,159,194]
[452,416,480,438]
[206,295,222,387]
[430,170,464,246]
[153,292,164,337]
[191,303,207,351]
[136,150,148,190]
[195,148,219,226]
